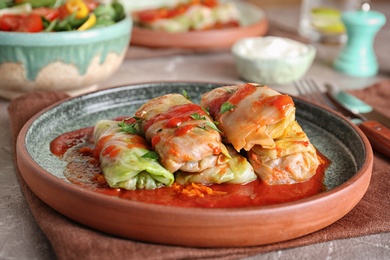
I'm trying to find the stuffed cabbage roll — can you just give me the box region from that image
[93,120,174,190]
[135,94,231,173]
[200,83,296,151]
[248,121,320,185]
[175,146,257,185]
[132,1,239,33]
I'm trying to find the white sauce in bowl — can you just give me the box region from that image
[234,36,309,59]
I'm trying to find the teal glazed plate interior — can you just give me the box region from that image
[16,82,373,247]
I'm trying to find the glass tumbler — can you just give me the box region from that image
[299,0,361,43]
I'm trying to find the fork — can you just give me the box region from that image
[293,79,336,109]
[294,79,390,158]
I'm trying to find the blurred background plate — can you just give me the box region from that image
[16,82,373,247]
[129,1,268,50]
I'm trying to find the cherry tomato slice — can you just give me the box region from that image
[32,7,60,21]
[18,14,44,32]
[0,14,20,31]
[0,14,43,32]
[57,5,70,19]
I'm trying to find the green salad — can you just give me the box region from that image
[0,0,125,32]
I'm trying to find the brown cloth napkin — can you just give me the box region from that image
[8,82,390,260]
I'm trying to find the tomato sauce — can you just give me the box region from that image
[51,127,330,208]
[228,83,257,106]
[134,0,221,24]
[175,125,195,136]
[254,95,294,117]
[143,103,205,131]
[205,91,232,119]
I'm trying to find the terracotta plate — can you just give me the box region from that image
[17,82,373,247]
[130,1,268,50]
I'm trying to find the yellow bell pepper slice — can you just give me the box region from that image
[78,13,96,31]
[66,0,89,19]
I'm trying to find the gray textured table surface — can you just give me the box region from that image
[1,3,389,260]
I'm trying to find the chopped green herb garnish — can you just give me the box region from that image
[142,151,159,160]
[206,121,222,133]
[220,102,235,114]
[197,126,208,131]
[190,113,206,120]
[225,88,235,93]
[197,122,222,133]
[118,120,139,135]
[183,90,191,100]
[202,107,211,115]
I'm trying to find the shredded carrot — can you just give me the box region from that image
[173,182,227,197]
[91,174,107,185]
[172,182,181,192]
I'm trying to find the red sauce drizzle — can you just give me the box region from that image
[253,95,294,117]
[50,126,93,156]
[50,127,330,208]
[164,117,182,128]
[94,134,113,158]
[143,103,205,132]
[205,91,232,119]
[206,84,261,119]
[227,83,257,106]
[151,135,161,149]
[175,125,195,136]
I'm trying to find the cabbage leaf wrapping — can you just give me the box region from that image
[135,94,231,173]
[175,146,257,185]
[200,83,296,152]
[93,120,174,190]
[248,121,320,185]
[132,2,239,33]
[201,83,320,185]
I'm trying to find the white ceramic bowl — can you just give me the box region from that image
[232,36,316,85]
[0,16,132,99]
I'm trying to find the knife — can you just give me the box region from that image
[325,84,390,128]
[325,83,390,158]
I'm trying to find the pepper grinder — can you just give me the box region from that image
[333,2,386,77]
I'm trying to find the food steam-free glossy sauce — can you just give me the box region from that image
[51,126,330,208]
